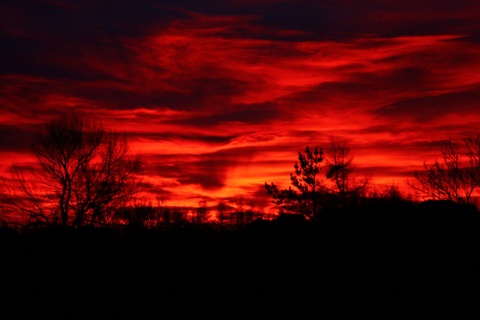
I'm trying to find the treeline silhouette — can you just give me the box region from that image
[112,201,274,230]
[2,114,480,318]
[1,198,480,318]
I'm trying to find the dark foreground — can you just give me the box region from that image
[2,207,480,319]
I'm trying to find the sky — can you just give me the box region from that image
[1,0,480,212]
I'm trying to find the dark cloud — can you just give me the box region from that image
[237,1,480,40]
[153,78,251,111]
[137,180,176,199]
[166,102,280,127]
[149,156,231,190]
[0,124,37,152]
[375,87,480,122]
[237,183,275,210]
[145,146,257,190]
[131,132,235,145]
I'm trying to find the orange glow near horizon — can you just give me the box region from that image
[1,1,480,212]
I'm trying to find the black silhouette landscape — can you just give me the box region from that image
[2,1,480,319]
[1,114,480,319]
[2,199,480,318]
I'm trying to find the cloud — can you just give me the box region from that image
[375,87,480,122]
[0,124,37,152]
[1,1,479,209]
[165,102,281,127]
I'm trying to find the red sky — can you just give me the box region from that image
[1,0,480,212]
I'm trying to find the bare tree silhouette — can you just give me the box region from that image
[1,113,142,228]
[407,135,480,205]
[325,137,369,207]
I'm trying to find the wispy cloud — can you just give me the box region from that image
[1,1,479,208]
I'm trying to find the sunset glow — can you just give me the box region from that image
[1,0,480,211]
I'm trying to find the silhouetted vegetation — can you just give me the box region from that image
[325,137,370,207]
[265,143,370,219]
[1,125,480,317]
[265,146,325,219]
[0,114,142,228]
[1,196,479,318]
[407,134,480,205]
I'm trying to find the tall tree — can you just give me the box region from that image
[407,135,480,205]
[265,146,324,219]
[325,137,369,207]
[1,113,142,228]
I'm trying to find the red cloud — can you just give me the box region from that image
[1,6,480,210]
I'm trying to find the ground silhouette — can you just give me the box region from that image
[2,200,480,319]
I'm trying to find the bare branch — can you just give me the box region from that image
[407,135,480,205]
[0,113,143,228]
